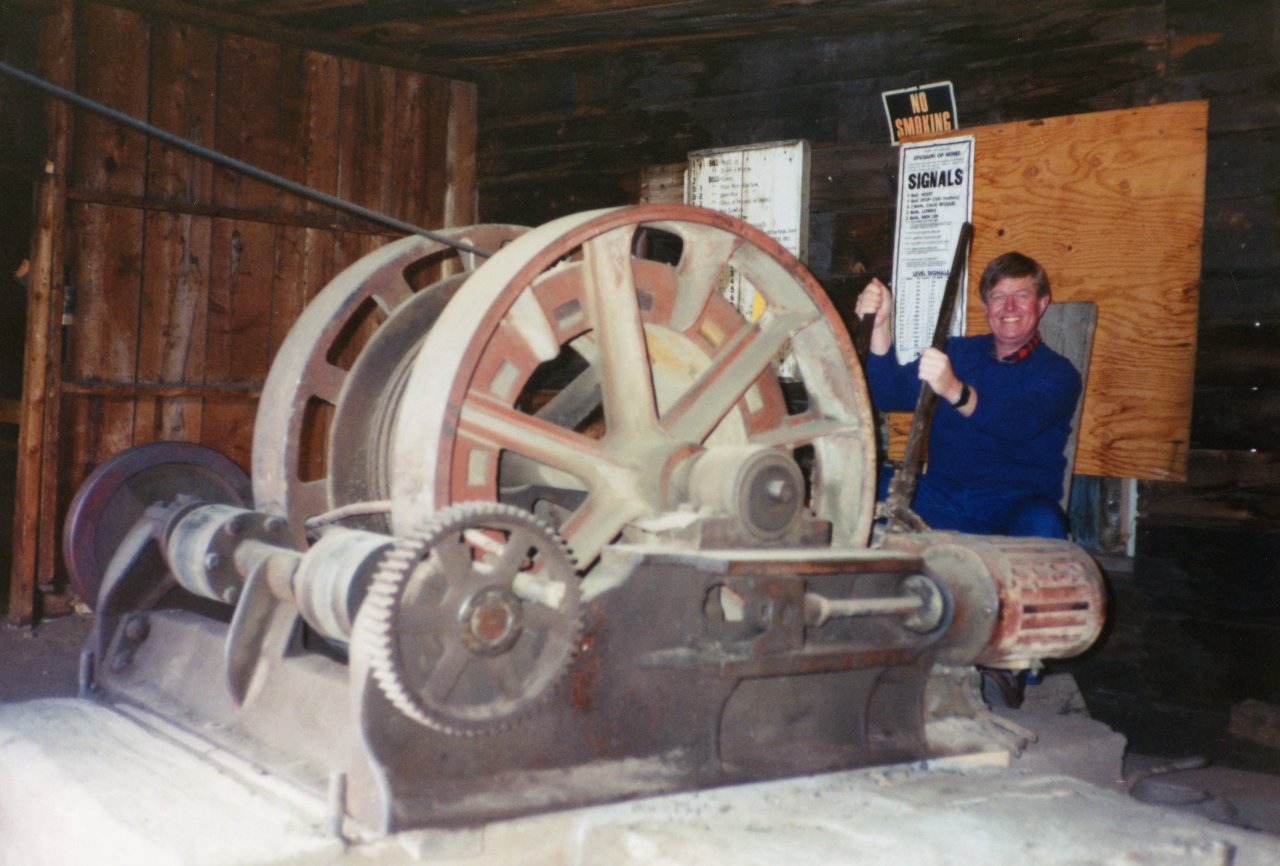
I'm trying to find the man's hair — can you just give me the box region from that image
[978,252,1050,302]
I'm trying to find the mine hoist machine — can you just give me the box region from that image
[65,204,1105,831]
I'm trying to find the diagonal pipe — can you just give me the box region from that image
[0,59,495,258]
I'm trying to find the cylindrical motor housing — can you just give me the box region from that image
[884,531,1105,670]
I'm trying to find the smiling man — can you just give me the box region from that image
[855,252,1082,539]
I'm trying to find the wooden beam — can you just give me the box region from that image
[9,164,58,625]
[61,380,262,399]
[93,0,477,81]
[63,187,400,237]
[32,0,73,619]
[7,2,72,625]
[445,79,478,229]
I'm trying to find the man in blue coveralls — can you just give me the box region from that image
[854,252,1082,540]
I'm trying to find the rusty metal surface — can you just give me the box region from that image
[351,544,946,827]
[882,531,1106,669]
[83,527,1090,830]
[356,502,582,736]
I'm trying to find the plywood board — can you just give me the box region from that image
[889,102,1206,482]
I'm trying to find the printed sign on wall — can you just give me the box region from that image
[881,82,959,145]
[686,140,810,377]
[891,135,975,363]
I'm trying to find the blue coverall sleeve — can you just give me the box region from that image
[864,346,922,412]
[966,359,1082,441]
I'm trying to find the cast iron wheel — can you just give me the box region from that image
[63,441,251,608]
[389,204,878,569]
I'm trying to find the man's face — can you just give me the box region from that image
[984,275,1049,355]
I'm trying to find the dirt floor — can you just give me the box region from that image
[0,610,93,702]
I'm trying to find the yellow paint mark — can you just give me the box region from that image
[699,318,724,348]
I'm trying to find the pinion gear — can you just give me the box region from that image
[355,502,581,736]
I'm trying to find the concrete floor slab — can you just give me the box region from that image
[3,697,1280,866]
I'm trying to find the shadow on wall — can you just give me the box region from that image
[0,431,14,616]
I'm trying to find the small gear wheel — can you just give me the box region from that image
[356,502,581,736]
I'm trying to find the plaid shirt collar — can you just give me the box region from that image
[997,330,1042,363]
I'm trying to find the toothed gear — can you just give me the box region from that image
[356,502,581,736]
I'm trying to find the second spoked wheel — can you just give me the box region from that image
[251,225,528,547]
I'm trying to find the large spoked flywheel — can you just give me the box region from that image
[388,204,877,568]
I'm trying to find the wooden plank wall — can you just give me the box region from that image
[4,0,475,622]
[473,0,1278,480]
[0,8,43,410]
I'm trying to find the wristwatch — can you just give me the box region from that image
[951,382,972,409]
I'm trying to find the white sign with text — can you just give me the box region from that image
[891,135,975,363]
[686,140,810,377]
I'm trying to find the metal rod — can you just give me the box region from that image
[804,591,924,627]
[61,379,263,398]
[303,499,393,531]
[878,221,973,533]
[0,60,494,258]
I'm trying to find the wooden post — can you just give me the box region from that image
[8,2,73,625]
[9,165,59,625]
